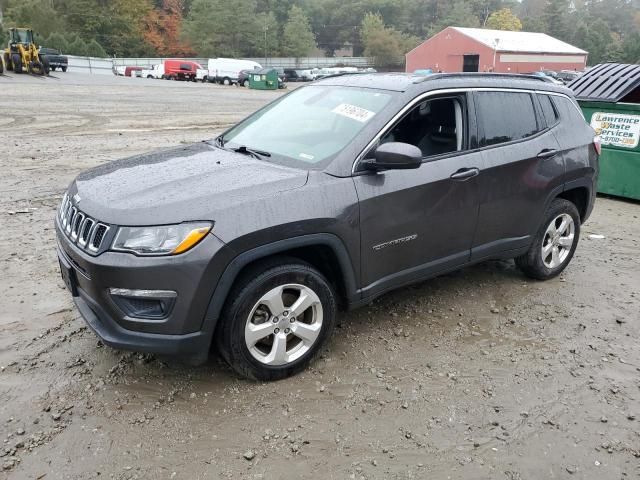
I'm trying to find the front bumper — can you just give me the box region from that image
[56,218,232,361]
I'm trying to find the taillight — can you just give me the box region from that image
[593,135,602,155]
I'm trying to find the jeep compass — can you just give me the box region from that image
[56,73,599,380]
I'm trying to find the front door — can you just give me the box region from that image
[354,94,483,298]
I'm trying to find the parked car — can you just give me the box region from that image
[529,71,564,85]
[140,64,164,79]
[207,58,262,85]
[283,69,307,82]
[164,59,201,81]
[557,70,581,83]
[56,73,598,380]
[39,47,68,72]
[238,68,260,87]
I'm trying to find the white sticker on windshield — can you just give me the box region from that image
[332,103,376,123]
[299,153,315,160]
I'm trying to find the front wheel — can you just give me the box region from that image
[61,66,67,72]
[243,79,250,87]
[515,198,580,280]
[12,54,23,74]
[217,260,337,380]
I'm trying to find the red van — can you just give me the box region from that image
[163,59,201,81]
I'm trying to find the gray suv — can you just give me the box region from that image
[56,73,599,380]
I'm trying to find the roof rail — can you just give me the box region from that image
[412,72,548,84]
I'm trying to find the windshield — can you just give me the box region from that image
[221,85,393,167]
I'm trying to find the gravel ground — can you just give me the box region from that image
[0,72,639,480]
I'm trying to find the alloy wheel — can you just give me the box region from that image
[541,213,575,268]
[245,283,323,366]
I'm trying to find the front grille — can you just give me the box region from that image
[58,193,110,254]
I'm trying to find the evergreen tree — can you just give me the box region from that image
[281,5,316,57]
[543,0,570,41]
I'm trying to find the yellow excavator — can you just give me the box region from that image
[2,28,49,75]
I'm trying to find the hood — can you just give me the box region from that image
[70,142,308,225]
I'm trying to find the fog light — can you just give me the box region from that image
[109,288,177,320]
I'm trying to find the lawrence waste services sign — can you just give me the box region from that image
[590,112,640,149]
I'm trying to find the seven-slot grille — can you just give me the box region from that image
[58,193,110,253]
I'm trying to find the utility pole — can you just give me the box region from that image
[492,38,500,71]
[264,20,268,66]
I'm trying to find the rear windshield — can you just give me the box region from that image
[221,85,394,168]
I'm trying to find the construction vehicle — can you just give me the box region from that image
[3,28,49,75]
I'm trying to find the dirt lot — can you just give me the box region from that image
[1,72,639,480]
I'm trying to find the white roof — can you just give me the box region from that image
[453,27,587,55]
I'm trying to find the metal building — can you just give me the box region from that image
[406,27,588,74]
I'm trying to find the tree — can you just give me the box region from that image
[622,31,640,64]
[543,0,570,41]
[67,35,87,56]
[43,32,69,52]
[144,0,193,57]
[430,1,480,36]
[361,12,419,67]
[182,0,258,57]
[4,0,63,39]
[281,5,316,57]
[85,38,107,57]
[486,8,522,31]
[248,12,280,59]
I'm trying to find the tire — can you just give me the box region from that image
[515,198,580,280]
[41,57,50,75]
[50,66,56,71]
[222,77,231,86]
[61,66,67,72]
[243,79,250,87]
[217,259,337,381]
[0,59,3,75]
[12,54,23,74]
[147,75,153,79]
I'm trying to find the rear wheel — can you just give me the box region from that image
[61,66,67,72]
[243,79,250,87]
[41,57,50,75]
[222,77,231,85]
[217,260,337,381]
[515,198,580,280]
[12,54,23,74]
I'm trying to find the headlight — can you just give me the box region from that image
[112,222,212,256]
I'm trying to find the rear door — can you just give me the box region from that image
[471,90,564,260]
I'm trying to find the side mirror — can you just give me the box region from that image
[363,142,422,171]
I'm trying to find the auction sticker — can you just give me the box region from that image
[590,112,640,149]
[332,103,376,123]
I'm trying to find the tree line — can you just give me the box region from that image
[0,0,638,65]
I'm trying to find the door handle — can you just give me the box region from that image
[537,148,558,158]
[450,167,479,181]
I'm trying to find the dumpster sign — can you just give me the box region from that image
[590,112,640,149]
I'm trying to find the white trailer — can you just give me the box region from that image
[207,58,262,85]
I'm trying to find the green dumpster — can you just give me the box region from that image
[569,63,640,200]
[249,68,280,90]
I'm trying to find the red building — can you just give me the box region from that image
[406,27,588,74]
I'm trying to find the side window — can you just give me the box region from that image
[476,92,539,147]
[539,94,559,127]
[380,96,465,158]
[180,63,191,71]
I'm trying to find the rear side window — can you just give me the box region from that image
[180,63,192,71]
[476,92,540,147]
[538,94,559,127]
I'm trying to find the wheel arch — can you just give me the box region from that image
[202,234,358,338]
[557,185,591,223]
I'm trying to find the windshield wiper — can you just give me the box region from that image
[233,145,271,158]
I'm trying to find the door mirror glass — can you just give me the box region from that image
[365,142,422,171]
